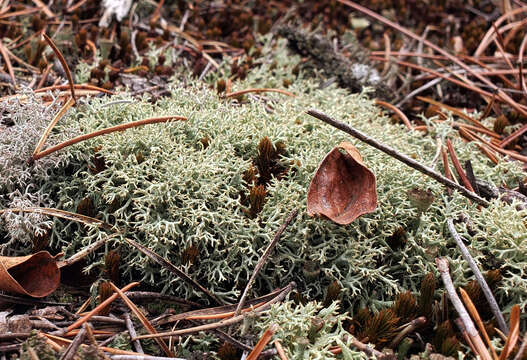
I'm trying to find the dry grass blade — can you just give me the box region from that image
[446,139,476,193]
[459,288,499,360]
[464,128,527,162]
[225,88,296,98]
[124,237,223,305]
[42,32,76,102]
[499,305,520,360]
[0,207,112,230]
[33,116,187,160]
[458,128,500,164]
[33,97,75,157]
[371,55,499,100]
[375,99,413,129]
[186,302,266,320]
[66,282,139,333]
[0,41,16,86]
[518,35,527,94]
[109,282,174,358]
[246,324,278,360]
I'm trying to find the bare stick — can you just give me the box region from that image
[60,326,87,360]
[436,258,492,360]
[124,313,144,354]
[306,109,489,206]
[234,209,298,316]
[447,218,508,334]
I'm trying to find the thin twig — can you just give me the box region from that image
[133,282,295,340]
[60,326,87,360]
[124,313,143,354]
[389,316,426,348]
[234,209,298,316]
[446,219,508,334]
[124,237,223,305]
[306,109,489,206]
[436,258,492,360]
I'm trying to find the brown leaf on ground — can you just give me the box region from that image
[0,251,60,297]
[307,141,377,225]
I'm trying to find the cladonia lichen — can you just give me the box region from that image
[1,35,526,317]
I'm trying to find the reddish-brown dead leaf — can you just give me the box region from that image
[307,142,377,225]
[0,251,60,297]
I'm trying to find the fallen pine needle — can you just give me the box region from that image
[225,88,296,98]
[33,116,186,160]
[246,324,278,360]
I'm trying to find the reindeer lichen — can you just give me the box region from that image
[1,36,526,317]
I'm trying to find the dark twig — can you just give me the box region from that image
[60,326,87,360]
[446,219,509,334]
[343,335,388,359]
[306,109,489,206]
[124,238,223,305]
[234,209,298,316]
[389,316,427,348]
[124,313,144,354]
[436,258,492,360]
